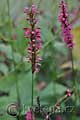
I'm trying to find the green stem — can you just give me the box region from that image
[7,0,12,38]
[7,0,15,66]
[16,80,21,120]
[1,0,5,22]
[71,49,74,81]
[53,64,57,101]
[29,0,33,6]
[31,73,34,106]
[37,0,42,9]
[7,0,21,119]
[16,77,21,108]
[70,49,77,105]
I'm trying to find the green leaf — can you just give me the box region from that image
[0,63,9,75]
[40,82,67,97]
[0,44,13,59]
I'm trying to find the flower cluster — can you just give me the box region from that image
[24,5,42,73]
[58,0,74,48]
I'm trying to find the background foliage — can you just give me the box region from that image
[0,0,80,120]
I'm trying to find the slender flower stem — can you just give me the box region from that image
[70,49,74,82]
[37,0,42,8]
[31,72,34,106]
[30,0,33,6]
[7,0,12,38]
[7,0,21,118]
[45,89,73,119]
[1,0,5,22]
[7,0,15,64]
[16,77,21,108]
[70,49,77,105]
[70,49,77,120]
[54,90,73,110]
[53,63,57,101]
[24,4,42,108]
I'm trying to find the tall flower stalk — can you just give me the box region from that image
[58,0,77,104]
[24,4,42,106]
[58,0,74,48]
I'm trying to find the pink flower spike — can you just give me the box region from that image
[23,4,42,73]
[58,0,74,48]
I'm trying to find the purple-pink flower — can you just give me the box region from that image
[24,28,31,38]
[58,0,74,48]
[66,89,72,97]
[45,113,50,120]
[26,110,34,120]
[46,115,49,120]
[24,4,42,73]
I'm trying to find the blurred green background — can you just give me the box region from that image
[0,0,80,120]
